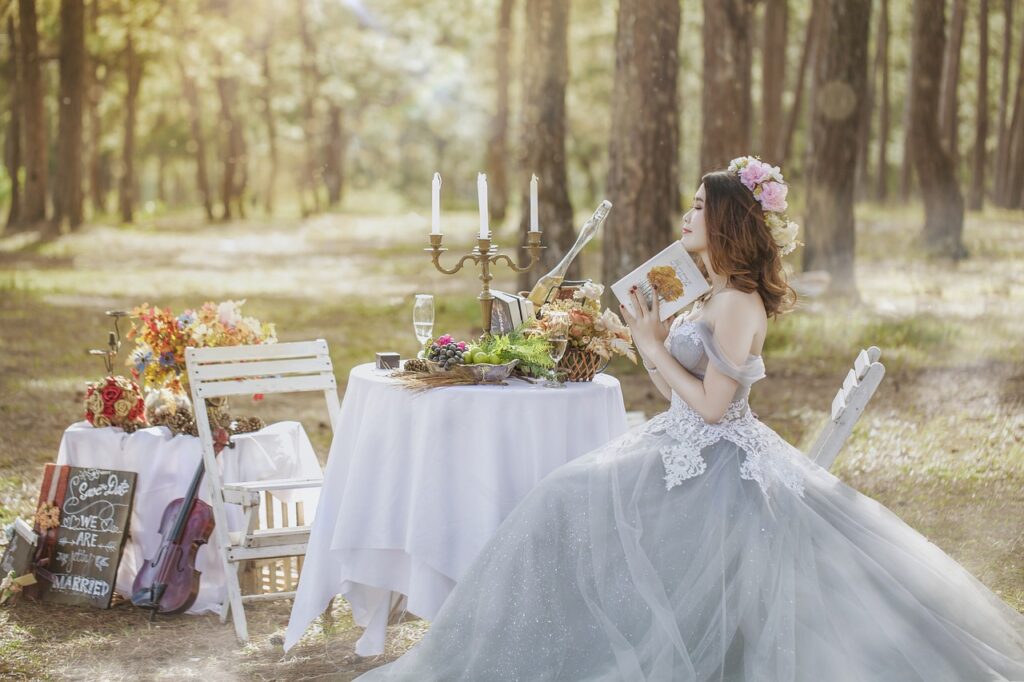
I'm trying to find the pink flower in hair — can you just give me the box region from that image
[738,159,773,191]
[758,181,789,213]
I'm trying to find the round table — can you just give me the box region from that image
[57,420,322,614]
[285,363,628,655]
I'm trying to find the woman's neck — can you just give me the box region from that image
[698,250,730,295]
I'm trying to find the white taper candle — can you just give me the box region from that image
[529,174,539,232]
[478,172,489,239]
[431,173,442,235]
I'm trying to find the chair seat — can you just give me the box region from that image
[222,477,323,505]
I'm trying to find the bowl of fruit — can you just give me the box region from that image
[425,335,519,383]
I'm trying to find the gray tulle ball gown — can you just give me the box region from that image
[355,316,1024,681]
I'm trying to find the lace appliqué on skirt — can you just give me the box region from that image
[639,397,806,499]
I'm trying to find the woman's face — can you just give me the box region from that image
[680,183,707,253]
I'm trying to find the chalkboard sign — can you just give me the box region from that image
[40,466,136,609]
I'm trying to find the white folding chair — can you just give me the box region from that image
[807,346,886,470]
[186,338,341,642]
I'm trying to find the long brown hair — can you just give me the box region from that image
[697,170,797,319]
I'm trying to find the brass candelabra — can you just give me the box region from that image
[426,231,545,334]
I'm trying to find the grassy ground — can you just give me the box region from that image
[1,203,1022,680]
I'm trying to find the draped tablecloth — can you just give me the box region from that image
[285,363,628,655]
[56,420,322,614]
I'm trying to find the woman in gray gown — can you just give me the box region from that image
[355,159,1024,681]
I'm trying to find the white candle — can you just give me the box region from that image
[529,174,539,232]
[477,172,489,239]
[431,172,442,234]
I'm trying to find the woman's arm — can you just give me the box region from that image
[623,289,758,424]
[636,345,672,401]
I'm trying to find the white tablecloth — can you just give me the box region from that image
[285,363,628,655]
[56,420,322,614]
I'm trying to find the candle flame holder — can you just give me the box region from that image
[426,231,545,334]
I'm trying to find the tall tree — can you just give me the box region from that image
[781,0,823,167]
[516,0,574,294]
[485,0,514,222]
[178,56,215,221]
[296,0,322,216]
[938,0,968,164]
[323,102,345,206]
[86,0,106,216]
[215,58,247,220]
[909,0,967,258]
[118,29,142,223]
[4,16,22,229]
[603,0,680,291]
[18,0,47,227]
[802,0,871,296]
[701,0,754,172]
[971,0,990,210]
[258,27,278,215]
[994,0,1014,202]
[761,0,787,162]
[875,0,891,201]
[53,0,86,231]
[1004,22,1024,208]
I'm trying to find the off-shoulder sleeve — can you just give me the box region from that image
[694,322,766,385]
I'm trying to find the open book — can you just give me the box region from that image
[611,241,710,321]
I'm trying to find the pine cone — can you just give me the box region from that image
[230,416,265,435]
[167,411,198,436]
[403,358,429,373]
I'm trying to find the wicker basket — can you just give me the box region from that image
[557,347,607,382]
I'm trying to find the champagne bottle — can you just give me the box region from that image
[527,200,613,307]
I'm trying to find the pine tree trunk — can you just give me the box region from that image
[802,0,871,297]
[179,58,214,221]
[938,0,968,165]
[781,0,822,167]
[516,0,574,294]
[1005,22,1024,208]
[4,16,22,229]
[86,0,105,217]
[485,0,514,222]
[602,0,680,293]
[909,0,967,258]
[215,67,246,220]
[18,0,47,227]
[875,0,891,202]
[701,0,754,172]
[260,37,277,215]
[761,0,787,162]
[323,102,345,207]
[855,4,878,199]
[118,31,142,223]
[970,0,989,210]
[900,34,916,201]
[994,0,1013,202]
[296,0,321,216]
[54,0,85,232]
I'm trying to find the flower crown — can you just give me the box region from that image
[726,156,801,256]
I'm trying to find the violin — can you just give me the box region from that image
[131,426,232,617]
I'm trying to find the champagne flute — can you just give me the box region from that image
[543,311,570,388]
[413,294,435,359]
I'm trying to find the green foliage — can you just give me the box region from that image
[476,326,554,377]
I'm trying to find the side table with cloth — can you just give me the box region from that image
[56,420,322,614]
[285,363,629,655]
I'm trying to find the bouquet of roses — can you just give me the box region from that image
[126,299,277,395]
[537,282,637,363]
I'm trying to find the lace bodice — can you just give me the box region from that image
[628,317,806,499]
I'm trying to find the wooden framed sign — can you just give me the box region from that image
[35,464,136,609]
[1,518,38,578]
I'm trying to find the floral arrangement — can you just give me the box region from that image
[726,155,802,256]
[34,502,61,532]
[537,282,637,363]
[0,570,35,606]
[84,375,147,430]
[126,299,277,395]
